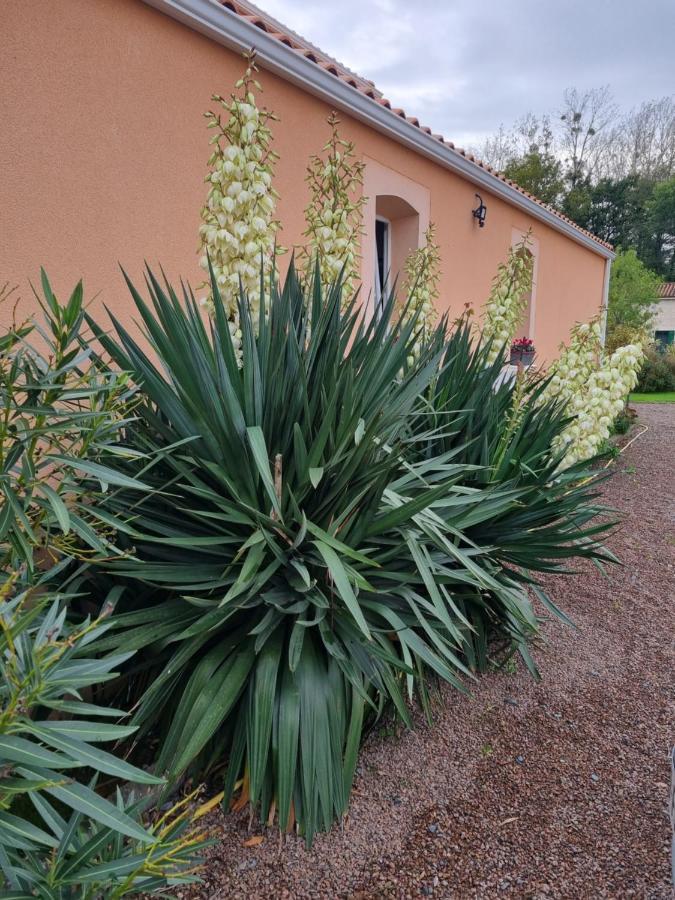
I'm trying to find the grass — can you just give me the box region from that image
[629,392,675,404]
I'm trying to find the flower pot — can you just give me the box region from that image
[509,349,535,366]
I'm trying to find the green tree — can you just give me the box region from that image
[498,115,565,206]
[561,177,593,225]
[640,177,675,278]
[476,88,674,276]
[606,249,662,337]
[565,176,649,248]
[504,149,564,206]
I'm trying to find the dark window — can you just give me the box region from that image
[655,330,674,348]
[375,218,389,316]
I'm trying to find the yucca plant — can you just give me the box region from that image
[0,577,210,897]
[80,263,615,844]
[80,263,524,844]
[410,318,617,670]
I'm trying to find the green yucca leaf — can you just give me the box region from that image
[313,540,371,640]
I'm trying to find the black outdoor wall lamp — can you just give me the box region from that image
[472,193,487,227]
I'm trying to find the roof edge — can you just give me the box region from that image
[142,0,615,260]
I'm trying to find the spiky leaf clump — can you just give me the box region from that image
[410,319,617,668]
[86,264,474,844]
[83,265,615,845]
[0,581,210,897]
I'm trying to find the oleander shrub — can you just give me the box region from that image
[0,279,209,896]
[611,409,634,435]
[636,345,675,393]
[0,273,139,581]
[0,580,210,897]
[79,263,615,845]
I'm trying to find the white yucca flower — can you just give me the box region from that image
[482,232,534,365]
[543,316,644,468]
[301,112,365,308]
[402,223,441,362]
[198,51,282,340]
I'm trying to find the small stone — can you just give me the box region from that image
[427,823,439,834]
[515,755,525,765]
[591,773,599,782]
[237,859,258,871]
[505,697,519,706]
[392,796,402,806]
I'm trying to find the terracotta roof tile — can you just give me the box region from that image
[218,0,613,251]
[659,282,675,299]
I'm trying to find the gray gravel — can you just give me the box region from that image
[186,403,675,899]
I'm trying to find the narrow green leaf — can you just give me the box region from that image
[313,540,371,640]
[0,735,76,770]
[246,426,281,519]
[38,720,137,743]
[45,455,151,491]
[38,483,70,534]
[44,781,153,844]
[26,724,163,785]
[0,812,59,849]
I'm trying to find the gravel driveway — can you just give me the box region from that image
[188,403,675,899]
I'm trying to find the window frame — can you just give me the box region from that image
[361,158,430,322]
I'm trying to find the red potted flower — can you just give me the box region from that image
[510,336,535,366]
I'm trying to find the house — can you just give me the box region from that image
[2,0,615,361]
[654,283,675,348]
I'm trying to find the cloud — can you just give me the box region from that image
[253,0,675,148]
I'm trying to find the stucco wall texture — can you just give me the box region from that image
[654,300,675,333]
[2,0,608,362]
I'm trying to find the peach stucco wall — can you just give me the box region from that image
[2,0,608,362]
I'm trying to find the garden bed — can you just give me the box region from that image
[186,403,674,899]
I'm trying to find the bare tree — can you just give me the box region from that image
[474,114,558,171]
[473,124,519,171]
[475,88,674,188]
[558,86,618,187]
[600,96,675,181]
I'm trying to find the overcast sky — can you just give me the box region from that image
[257,0,675,150]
